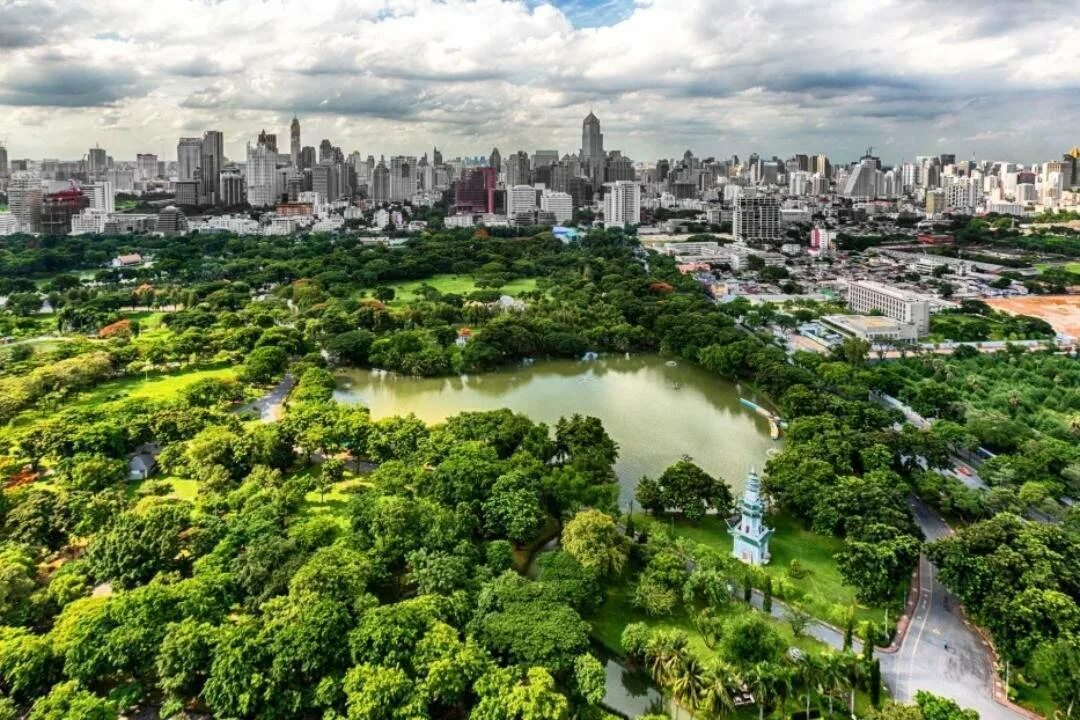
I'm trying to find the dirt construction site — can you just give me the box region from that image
[985,295,1080,339]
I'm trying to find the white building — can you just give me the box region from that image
[540,190,573,223]
[246,141,280,207]
[177,137,202,182]
[86,182,115,214]
[507,185,537,218]
[71,210,107,235]
[603,180,641,226]
[847,280,930,336]
[8,172,42,233]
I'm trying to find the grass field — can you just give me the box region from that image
[629,512,897,630]
[1035,261,1080,274]
[379,275,538,303]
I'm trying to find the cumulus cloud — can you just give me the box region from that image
[0,0,1076,162]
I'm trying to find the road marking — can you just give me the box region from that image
[904,557,934,700]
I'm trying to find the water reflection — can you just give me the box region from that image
[335,355,777,505]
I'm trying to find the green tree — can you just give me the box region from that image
[561,509,627,578]
[28,681,116,720]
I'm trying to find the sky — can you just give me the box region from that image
[0,0,1078,166]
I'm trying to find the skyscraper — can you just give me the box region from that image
[177,137,202,181]
[257,130,278,153]
[319,139,333,165]
[453,167,496,215]
[290,117,301,167]
[0,143,8,178]
[371,159,390,203]
[733,194,780,244]
[580,112,604,191]
[136,154,158,181]
[201,130,224,205]
[246,136,280,207]
[489,148,501,173]
[300,146,316,170]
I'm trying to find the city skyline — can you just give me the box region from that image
[1,0,1077,163]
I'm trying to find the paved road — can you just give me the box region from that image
[879,498,1023,720]
[235,374,295,422]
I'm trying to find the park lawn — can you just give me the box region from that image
[127,476,199,503]
[1036,261,1080,274]
[630,512,896,630]
[380,274,538,303]
[299,468,373,528]
[69,366,240,410]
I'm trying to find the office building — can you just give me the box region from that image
[175,180,200,207]
[581,112,605,189]
[390,156,417,202]
[107,168,135,193]
[489,147,501,172]
[312,163,340,204]
[925,189,946,215]
[136,154,158,181]
[42,187,90,236]
[219,172,246,206]
[540,191,573,222]
[505,151,531,187]
[177,137,202,181]
[300,146,316,170]
[71,210,107,235]
[453,167,496,215]
[257,130,277,152]
[88,146,108,178]
[246,137,280,207]
[733,195,780,243]
[0,143,7,177]
[846,280,930,335]
[507,184,537,217]
[371,159,391,203]
[841,157,882,200]
[603,180,641,226]
[201,130,224,205]
[290,117,301,167]
[533,150,559,168]
[86,182,115,213]
[8,172,43,233]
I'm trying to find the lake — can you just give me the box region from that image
[334,354,778,505]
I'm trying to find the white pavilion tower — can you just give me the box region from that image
[728,469,773,565]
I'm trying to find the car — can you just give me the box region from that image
[956,465,973,476]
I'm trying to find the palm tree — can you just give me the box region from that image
[844,651,862,716]
[700,659,741,718]
[670,654,705,718]
[745,662,781,720]
[795,654,822,719]
[818,651,846,717]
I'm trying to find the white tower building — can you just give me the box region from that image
[728,469,773,565]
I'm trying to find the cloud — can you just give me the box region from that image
[0,0,1076,162]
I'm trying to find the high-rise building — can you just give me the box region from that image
[581,112,604,190]
[533,150,559,168]
[371,159,391,203]
[604,151,634,183]
[505,151,531,187]
[841,157,883,200]
[312,163,341,204]
[86,182,115,213]
[42,187,90,236]
[177,137,202,182]
[257,130,277,153]
[453,167,496,214]
[540,191,573,223]
[201,130,224,205]
[246,137,280,207]
[0,143,8,178]
[733,194,780,243]
[488,148,501,173]
[300,146,316,170]
[87,146,108,178]
[602,180,641,226]
[8,172,43,233]
[290,117,301,167]
[507,184,537,218]
[219,172,246,206]
[925,189,946,215]
[390,156,416,202]
[432,147,443,166]
[136,154,158,181]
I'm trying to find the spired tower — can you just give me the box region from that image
[728,469,773,565]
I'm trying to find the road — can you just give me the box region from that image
[879,498,1024,720]
[235,374,295,422]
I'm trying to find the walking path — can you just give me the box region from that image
[234,374,295,422]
